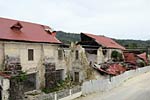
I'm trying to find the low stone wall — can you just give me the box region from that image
[82,66,150,95]
[25,85,82,100]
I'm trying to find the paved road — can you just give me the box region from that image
[75,72,150,100]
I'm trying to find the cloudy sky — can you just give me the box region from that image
[0,0,150,40]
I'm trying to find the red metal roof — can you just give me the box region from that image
[123,52,137,64]
[0,17,61,43]
[82,33,125,50]
[0,72,11,79]
[94,63,126,75]
[107,63,126,75]
[137,52,148,64]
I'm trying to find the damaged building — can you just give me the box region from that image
[0,17,149,100]
[0,17,68,100]
[76,33,127,77]
[78,33,125,64]
[77,33,148,76]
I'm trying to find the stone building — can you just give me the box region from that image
[0,17,67,99]
[78,33,125,64]
[68,43,93,83]
[73,33,126,79]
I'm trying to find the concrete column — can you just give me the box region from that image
[36,44,45,89]
[36,72,40,90]
[97,47,104,64]
[2,90,9,100]
[69,89,72,95]
[54,92,57,100]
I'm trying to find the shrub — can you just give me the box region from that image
[111,50,123,61]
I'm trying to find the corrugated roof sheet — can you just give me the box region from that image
[137,52,148,64]
[82,33,125,50]
[0,17,61,43]
[123,52,137,64]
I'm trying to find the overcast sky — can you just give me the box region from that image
[0,0,150,40]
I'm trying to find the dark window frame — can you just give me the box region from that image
[74,72,79,82]
[55,69,63,82]
[75,50,79,60]
[58,49,63,60]
[28,49,34,61]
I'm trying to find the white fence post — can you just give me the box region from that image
[70,89,72,96]
[54,92,57,100]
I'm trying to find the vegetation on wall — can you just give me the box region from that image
[42,75,78,93]
[10,71,27,100]
[12,72,27,82]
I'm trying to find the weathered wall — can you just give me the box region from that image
[3,42,41,73]
[69,45,94,82]
[0,43,4,70]
[97,48,123,64]
[0,77,10,100]
[0,41,67,89]
[82,66,150,95]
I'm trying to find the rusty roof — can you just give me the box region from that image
[81,33,125,50]
[137,52,148,64]
[0,72,11,79]
[0,17,61,44]
[123,52,137,64]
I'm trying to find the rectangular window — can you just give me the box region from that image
[75,50,79,60]
[74,72,79,82]
[28,49,34,61]
[55,69,63,82]
[58,49,63,60]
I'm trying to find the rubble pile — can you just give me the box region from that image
[92,52,148,76]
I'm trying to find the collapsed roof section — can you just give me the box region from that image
[80,33,125,50]
[137,52,148,64]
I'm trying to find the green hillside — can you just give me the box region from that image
[56,31,150,49]
[56,31,80,44]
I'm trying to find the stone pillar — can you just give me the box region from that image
[97,47,104,64]
[38,64,45,89]
[2,79,10,100]
[36,44,45,89]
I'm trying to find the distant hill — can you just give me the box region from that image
[56,31,150,49]
[116,39,150,49]
[56,31,80,44]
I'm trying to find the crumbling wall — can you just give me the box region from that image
[0,77,10,100]
[97,47,124,64]
[86,53,97,63]
[9,78,24,100]
[4,56,22,75]
[3,42,41,73]
[0,42,67,90]
[69,44,95,82]
[44,63,56,88]
[23,73,36,92]
[0,42,4,70]
[97,47,104,64]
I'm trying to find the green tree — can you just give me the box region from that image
[111,51,123,61]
